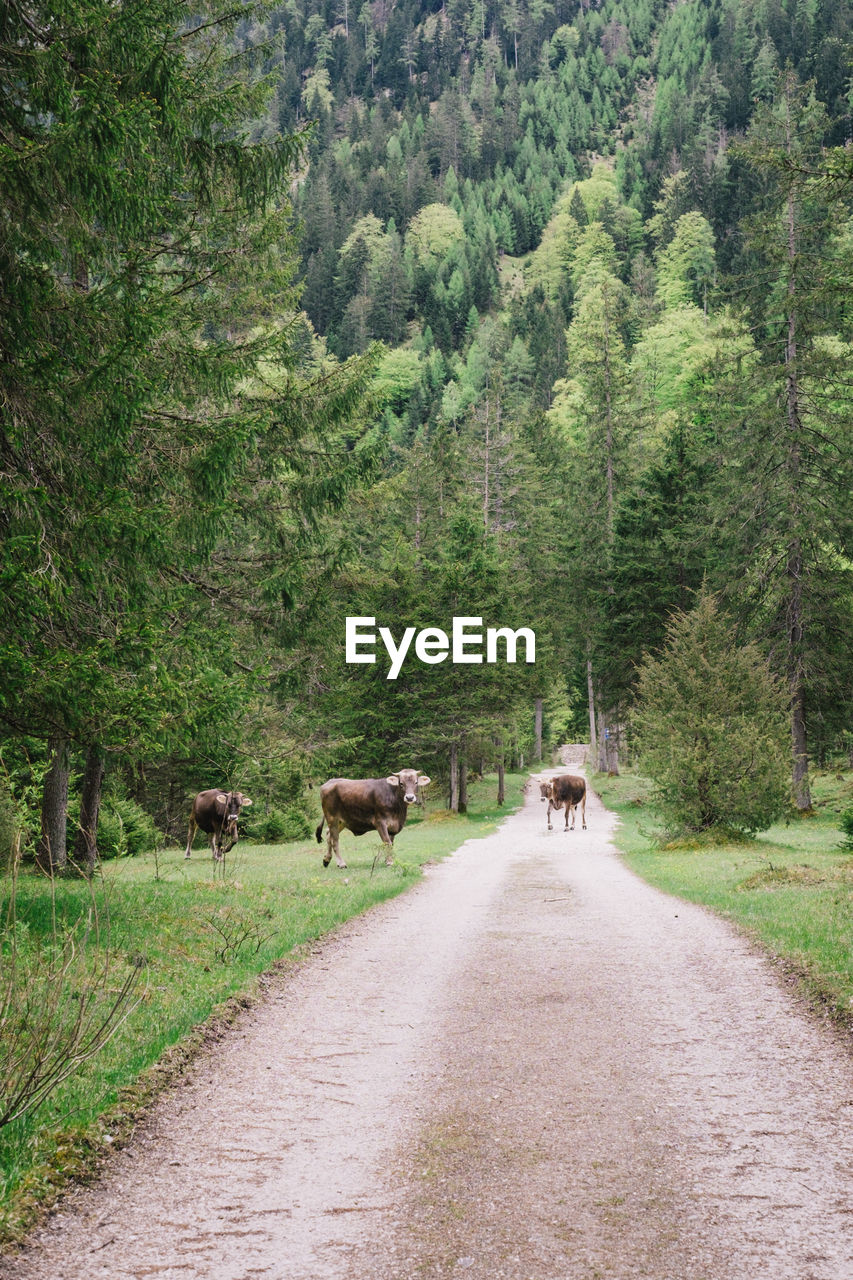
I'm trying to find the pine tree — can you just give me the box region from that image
[721,70,853,809]
[0,1,376,869]
[635,591,789,835]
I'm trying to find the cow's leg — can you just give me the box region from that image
[324,819,347,869]
[376,819,394,865]
[546,801,553,831]
[185,818,197,859]
[580,792,587,830]
[565,803,573,831]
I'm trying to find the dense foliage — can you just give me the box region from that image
[2,0,852,859]
[635,592,789,834]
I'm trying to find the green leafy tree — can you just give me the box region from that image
[0,0,376,869]
[635,592,790,835]
[721,71,853,808]
[655,211,716,311]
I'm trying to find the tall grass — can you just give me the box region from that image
[0,774,524,1247]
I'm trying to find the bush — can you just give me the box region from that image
[0,779,25,868]
[243,805,312,844]
[840,808,853,852]
[96,798,161,859]
[635,590,790,836]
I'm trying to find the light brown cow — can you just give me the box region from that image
[315,769,431,868]
[539,774,587,831]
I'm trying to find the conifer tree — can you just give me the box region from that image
[0,1,376,868]
[635,591,789,835]
[721,71,853,809]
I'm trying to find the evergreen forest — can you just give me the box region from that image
[2,0,853,863]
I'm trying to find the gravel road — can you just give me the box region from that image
[4,770,853,1280]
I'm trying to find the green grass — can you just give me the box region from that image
[0,773,525,1247]
[595,766,853,1026]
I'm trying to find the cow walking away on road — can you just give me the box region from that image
[539,774,587,831]
[316,769,431,868]
[185,790,253,861]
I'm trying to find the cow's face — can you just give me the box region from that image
[539,779,563,809]
[216,791,252,824]
[386,769,431,805]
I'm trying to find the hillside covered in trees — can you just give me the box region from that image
[1,0,852,859]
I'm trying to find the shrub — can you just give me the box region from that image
[839,808,853,852]
[0,779,25,868]
[243,805,312,844]
[635,590,790,836]
[96,798,161,859]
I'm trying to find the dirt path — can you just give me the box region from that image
[5,774,853,1280]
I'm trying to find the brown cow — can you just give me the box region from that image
[539,774,587,831]
[315,769,431,868]
[185,789,253,861]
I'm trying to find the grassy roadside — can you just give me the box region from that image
[0,773,525,1248]
[594,767,853,1030]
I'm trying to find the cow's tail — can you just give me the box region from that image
[315,817,325,844]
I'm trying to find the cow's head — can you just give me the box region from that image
[216,791,253,822]
[215,791,252,850]
[539,779,562,809]
[386,769,431,805]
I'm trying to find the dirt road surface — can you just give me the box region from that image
[5,772,853,1280]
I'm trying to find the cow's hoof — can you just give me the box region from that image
[322,857,331,868]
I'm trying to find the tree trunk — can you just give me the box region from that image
[534,697,543,762]
[587,656,598,758]
[458,744,468,814]
[448,742,459,812]
[788,544,811,809]
[783,160,811,810]
[74,745,105,877]
[36,735,70,874]
[596,708,608,773]
[605,711,620,776]
[497,757,505,806]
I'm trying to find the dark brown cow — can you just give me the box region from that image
[539,774,587,831]
[315,769,431,868]
[185,789,253,861]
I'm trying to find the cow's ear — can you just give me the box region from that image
[386,774,400,785]
[241,797,253,807]
[417,775,431,787]
[215,793,227,804]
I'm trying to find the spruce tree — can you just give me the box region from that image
[720,71,853,809]
[0,1,376,868]
[635,591,789,836]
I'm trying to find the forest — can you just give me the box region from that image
[1,0,852,866]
